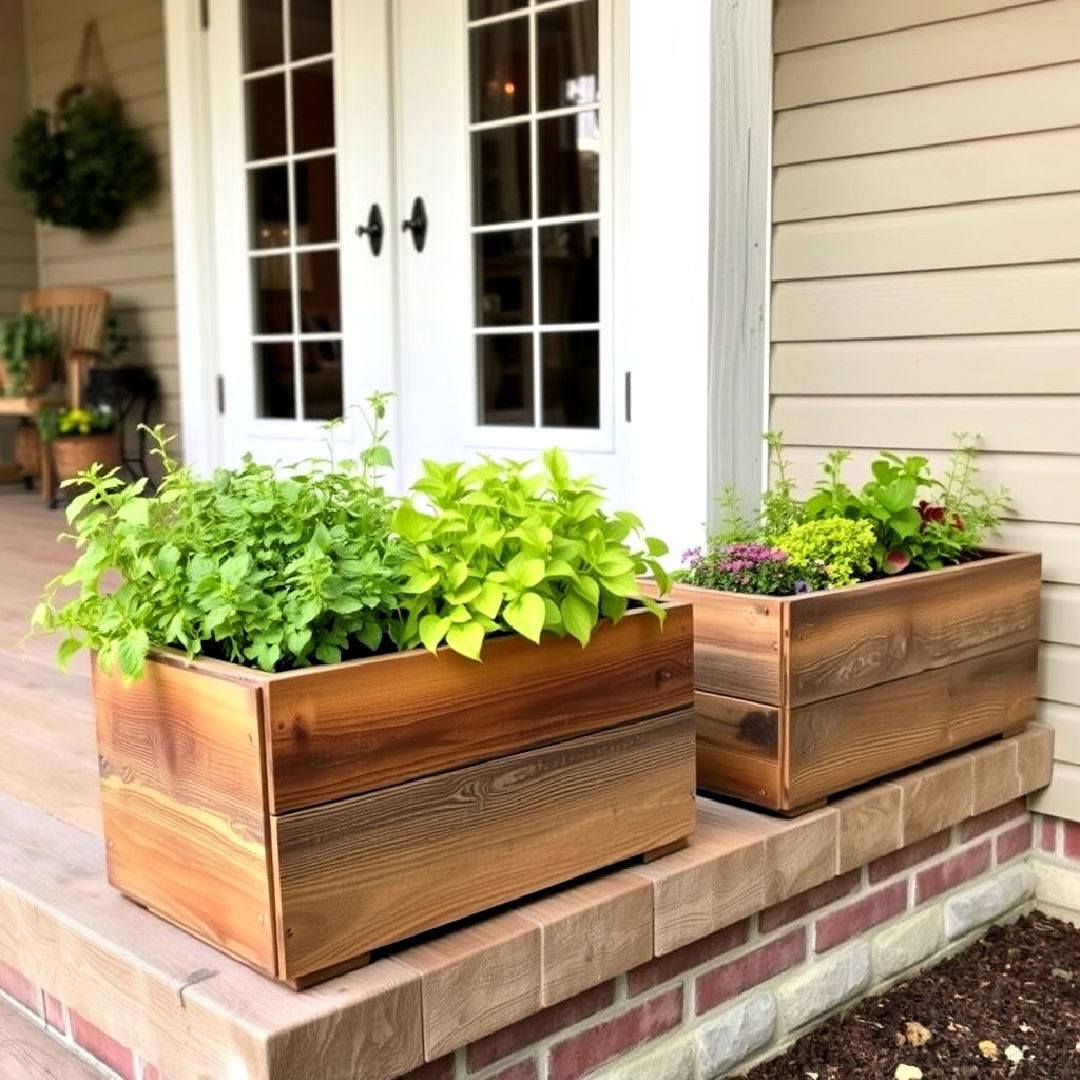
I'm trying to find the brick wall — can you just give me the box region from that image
[4,804,1076,1080]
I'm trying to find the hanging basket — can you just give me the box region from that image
[7,22,158,232]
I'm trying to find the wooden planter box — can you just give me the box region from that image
[655,552,1040,815]
[93,604,696,987]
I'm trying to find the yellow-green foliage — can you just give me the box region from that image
[774,517,876,589]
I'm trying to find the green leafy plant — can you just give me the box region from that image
[33,398,403,679]
[773,517,876,589]
[0,312,56,395]
[390,448,670,660]
[8,90,158,231]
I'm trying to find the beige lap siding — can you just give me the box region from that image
[22,0,181,445]
[769,0,1080,822]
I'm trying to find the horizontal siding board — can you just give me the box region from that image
[1029,759,1080,817]
[1041,643,1080,704]
[770,396,1080,454]
[772,263,1080,340]
[774,128,1080,222]
[775,1,1080,109]
[771,334,1080,395]
[774,63,1080,165]
[773,0,1038,52]
[773,192,1080,279]
[1044,584,1080,646]
[782,446,1080,525]
[1038,701,1080,763]
[35,248,176,283]
[997,523,1080,584]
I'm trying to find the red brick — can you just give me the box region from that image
[997,820,1033,864]
[1064,821,1080,860]
[141,1066,161,1080]
[959,798,1026,842]
[490,1061,539,1080]
[814,881,907,953]
[1041,817,1059,853]
[759,870,861,935]
[915,841,992,905]
[694,928,806,1016]
[70,1010,136,1080]
[627,920,749,996]
[0,959,39,1016]
[43,992,66,1033]
[467,981,614,1071]
[868,829,950,884]
[548,986,682,1080]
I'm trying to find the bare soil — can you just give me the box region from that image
[743,913,1080,1079]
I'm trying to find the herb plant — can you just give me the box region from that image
[0,312,56,395]
[391,448,670,659]
[772,518,876,589]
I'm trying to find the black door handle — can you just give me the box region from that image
[356,203,384,256]
[402,196,428,252]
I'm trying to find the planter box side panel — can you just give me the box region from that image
[665,585,784,704]
[262,605,694,813]
[695,691,784,807]
[93,662,277,974]
[785,641,1038,810]
[271,710,696,984]
[785,552,1041,708]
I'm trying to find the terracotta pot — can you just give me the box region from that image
[0,355,53,397]
[13,423,41,478]
[53,433,122,483]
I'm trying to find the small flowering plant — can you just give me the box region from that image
[679,433,1006,597]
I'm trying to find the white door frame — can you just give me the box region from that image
[163,0,772,555]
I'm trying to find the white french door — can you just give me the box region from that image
[207,0,626,500]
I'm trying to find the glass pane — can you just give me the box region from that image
[538,110,599,217]
[472,124,530,224]
[469,17,529,122]
[256,342,296,418]
[297,250,340,333]
[301,340,343,420]
[537,0,599,111]
[249,165,290,248]
[243,0,283,71]
[475,229,532,326]
[290,0,332,61]
[478,334,533,426]
[541,331,599,428]
[469,0,526,18]
[246,74,287,160]
[292,62,335,152]
[251,255,293,333]
[295,156,337,244]
[539,222,599,324]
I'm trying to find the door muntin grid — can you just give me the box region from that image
[242,0,343,421]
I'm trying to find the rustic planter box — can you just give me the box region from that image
[93,604,696,987]
[653,552,1040,815]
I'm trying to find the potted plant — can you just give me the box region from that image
[37,404,122,486]
[33,399,694,987]
[0,312,56,396]
[652,434,1040,815]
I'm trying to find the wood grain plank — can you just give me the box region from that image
[785,553,1042,707]
[262,604,693,812]
[771,334,1080,395]
[695,691,783,807]
[0,999,102,1079]
[771,396,1080,454]
[775,63,1080,165]
[773,192,1080,281]
[775,1,1080,109]
[773,262,1080,341]
[272,711,696,983]
[787,642,1037,808]
[94,662,277,974]
[773,0,1037,52]
[774,129,1080,222]
[662,585,783,703]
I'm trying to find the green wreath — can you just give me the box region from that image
[8,88,158,232]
